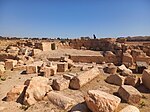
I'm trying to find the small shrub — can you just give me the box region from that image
[139,101,146,108]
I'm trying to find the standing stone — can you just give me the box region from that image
[85,90,121,112]
[119,105,140,112]
[118,85,142,104]
[5,59,17,70]
[52,77,69,91]
[57,62,68,72]
[142,69,150,89]
[69,67,100,89]
[0,65,5,76]
[26,65,38,74]
[41,42,52,51]
[40,65,57,77]
[105,74,125,86]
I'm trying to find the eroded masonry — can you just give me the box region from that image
[0,37,150,112]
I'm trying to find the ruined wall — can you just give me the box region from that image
[70,38,116,51]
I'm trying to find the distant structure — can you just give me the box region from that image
[93,34,96,39]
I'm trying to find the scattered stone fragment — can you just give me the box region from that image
[104,63,117,74]
[122,53,133,67]
[45,91,76,110]
[5,59,17,70]
[125,75,140,87]
[26,64,38,74]
[0,64,5,76]
[70,102,90,112]
[105,74,125,86]
[52,77,69,91]
[6,46,19,54]
[121,70,132,76]
[142,69,150,89]
[69,67,100,89]
[40,65,57,77]
[57,62,68,72]
[24,76,52,105]
[85,90,121,112]
[119,105,140,112]
[118,85,142,104]
[63,73,76,80]
[13,65,26,71]
[18,47,29,55]
[31,49,42,56]
[81,65,91,71]
[5,85,27,104]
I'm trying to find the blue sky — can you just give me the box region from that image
[0,0,150,38]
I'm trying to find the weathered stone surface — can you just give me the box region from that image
[69,67,100,89]
[41,42,52,51]
[40,65,57,77]
[17,60,24,65]
[85,90,121,112]
[142,69,150,89]
[52,77,69,91]
[45,91,76,110]
[26,64,38,74]
[33,61,44,67]
[31,49,42,56]
[121,70,132,76]
[6,85,26,103]
[81,65,91,71]
[6,46,19,54]
[104,51,118,65]
[118,85,142,104]
[0,62,5,66]
[18,47,29,55]
[60,57,74,68]
[17,55,34,65]
[0,64,5,76]
[104,63,117,74]
[70,102,90,112]
[0,53,17,61]
[24,76,52,105]
[105,74,125,86]
[118,65,132,75]
[122,53,133,67]
[131,49,144,61]
[57,62,68,72]
[63,73,77,80]
[119,105,140,112]
[5,59,17,70]
[13,65,26,71]
[125,75,140,87]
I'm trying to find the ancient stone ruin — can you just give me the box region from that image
[0,36,150,112]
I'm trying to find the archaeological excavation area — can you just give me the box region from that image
[0,37,150,112]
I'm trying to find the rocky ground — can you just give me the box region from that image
[0,50,150,112]
[0,41,150,112]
